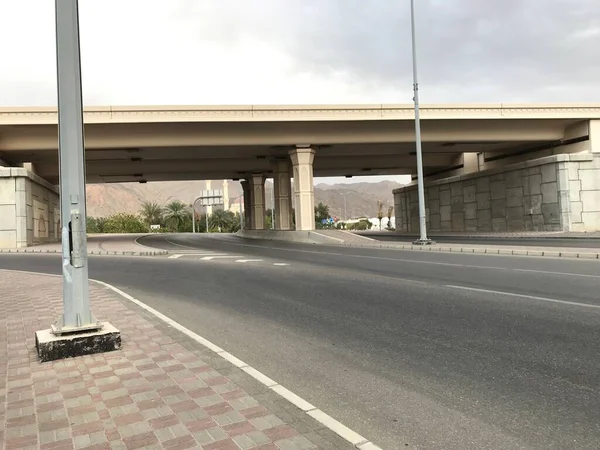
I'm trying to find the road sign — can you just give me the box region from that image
[199,190,224,206]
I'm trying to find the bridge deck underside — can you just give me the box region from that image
[0,118,582,183]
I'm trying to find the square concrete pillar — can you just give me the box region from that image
[272,160,293,230]
[250,174,266,230]
[289,146,316,231]
[241,180,252,229]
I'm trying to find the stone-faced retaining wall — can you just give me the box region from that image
[0,168,60,248]
[393,153,600,233]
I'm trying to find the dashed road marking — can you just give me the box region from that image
[200,255,241,261]
[274,263,290,266]
[235,259,264,263]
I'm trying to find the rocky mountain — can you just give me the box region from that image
[85,179,406,219]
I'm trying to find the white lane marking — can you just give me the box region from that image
[271,385,317,412]
[200,256,239,261]
[274,263,290,266]
[241,366,278,387]
[446,285,600,309]
[170,253,229,259]
[308,409,371,446]
[221,240,599,279]
[235,259,264,263]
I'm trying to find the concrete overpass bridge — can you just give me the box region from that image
[1,104,599,247]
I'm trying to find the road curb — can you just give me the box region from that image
[339,242,600,259]
[0,249,168,256]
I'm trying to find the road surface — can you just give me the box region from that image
[1,234,599,449]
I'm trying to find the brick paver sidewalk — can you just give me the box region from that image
[0,271,354,450]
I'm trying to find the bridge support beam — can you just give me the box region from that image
[272,160,293,231]
[290,146,316,231]
[591,120,599,153]
[250,174,266,230]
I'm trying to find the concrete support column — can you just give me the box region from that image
[241,180,251,229]
[272,160,293,230]
[289,146,316,231]
[250,174,266,230]
[591,120,599,153]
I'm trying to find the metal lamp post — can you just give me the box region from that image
[192,197,202,232]
[410,0,433,245]
[340,192,349,220]
[271,182,275,229]
[53,0,100,334]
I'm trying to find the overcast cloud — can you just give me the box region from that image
[1,0,599,107]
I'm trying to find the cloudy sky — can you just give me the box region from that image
[1,0,598,183]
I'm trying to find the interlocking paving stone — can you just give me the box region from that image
[0,270,354,449]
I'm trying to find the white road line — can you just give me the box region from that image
[274,263,290,266]
[221,240,599,279]
[446,285,600,309]
[171,254,229,259]
[308,409,369,446]
[235,259,264,263]
[200,255,239,261]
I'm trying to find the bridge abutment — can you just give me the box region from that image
[394,152,600,233]
[0,167,60,248]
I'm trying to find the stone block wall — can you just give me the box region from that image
[0,168,60,248]
[394,153,600,233]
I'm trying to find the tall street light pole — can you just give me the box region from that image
[410,0,433,245]
[53,0,100,333]
[340,192,349,221]
[192,197,202,232]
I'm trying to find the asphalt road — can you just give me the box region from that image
[2,234,600,449]
[358,232,600,248]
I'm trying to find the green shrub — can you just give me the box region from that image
[103,213,147,233]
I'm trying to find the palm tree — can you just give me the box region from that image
[209,209,236,233]
[140,201,163,230]
[163,200,190,232]
[377,200,384,231]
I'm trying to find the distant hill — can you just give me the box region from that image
[86,179,407,219]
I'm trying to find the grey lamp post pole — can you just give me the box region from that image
[53,0,101,333]
[340,192,350,221]
[192,197,202,233]
[271,183,275,229]
[410,0,433,245]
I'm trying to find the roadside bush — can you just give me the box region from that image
[87,217,106,233]
[102,213,147,233]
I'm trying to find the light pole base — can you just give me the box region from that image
[413,239,436,246]
[51,313,103,336]
[36,321,121,362]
